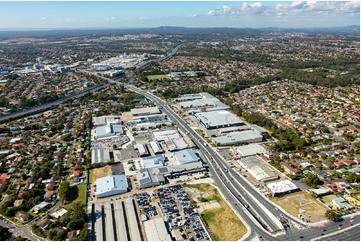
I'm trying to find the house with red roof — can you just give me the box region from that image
[281,162,299,175]
[0,174,11,192]
[343,160,357,166]
[73,170,81,177]
[334,161,345,168]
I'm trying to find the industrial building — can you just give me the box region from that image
[124,198,142,240]
[218,126,250,134]
[238,156,278,182]
[231,143,269,157]
[194,110,244,129]
[91,148,113,164]
[143,218,171,241]
[165,137,196,152]
[137,168,166,189]
[131,106,160,116]
[149,141,163,154]
[153,130,181,141]
[172,149,200,165]
[175,92,229,112]
[94,175,128,198]
[95,123,125,139]
[93,115,121,126]
[140,155,166,169]
[127,113,169,131]
[212,130,263,146]
[266,180,300,197]
[136,143,149,157]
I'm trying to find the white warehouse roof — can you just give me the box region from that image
[131,106,160,116]
[93,115,121,126]
[212,130,263,146]
[173,149,200,165]
[266,180,299,196]
[233,143,267,157]
[195,110,244,129]
[95,175,128,198]
[153,130,180,141]
[141,155,166,168]
[144,218,171,241]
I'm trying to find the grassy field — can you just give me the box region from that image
[66,184,87,210]
[74,184,87,204]
[92,166,111,182]
[184,183,247,241]
[321,194,338,204]
[89,169,94,183]
[271,191,327,222]
[147,74,169,80]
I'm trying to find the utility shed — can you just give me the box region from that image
[144,217,171,241]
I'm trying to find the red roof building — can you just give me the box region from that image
[334,161,345,167]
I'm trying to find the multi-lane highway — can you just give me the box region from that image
[2,42,358,241]
[81,63,359,241]
[0,83,107,123]
[127,84,361,241]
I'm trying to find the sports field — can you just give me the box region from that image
[147,74,169,80]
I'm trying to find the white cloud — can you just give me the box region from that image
[40,17,47,21]
[104,16,117,22]
[207,1,359,17]
[207,5,233,16]
[241,2,265,14]
[273,1,360,16]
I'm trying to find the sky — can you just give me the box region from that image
[0,0,359,29]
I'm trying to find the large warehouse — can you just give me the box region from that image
[238,156,278,182]
[212,130,263,146]
[140,155,166,169]
[153,130,181,141]
[172,149,200,165]
[94,175,128,198]
[130,106,160,116]
[143,218,171,241]
[137,168,166,189]
[194,110,244,129]
[93,115,121,126]
[95,123,125,139]
[231,143,268,157]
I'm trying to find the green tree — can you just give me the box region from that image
[345,173,360,183]
[61,201,87,231]
[58,181,70,203]
[0,226,12,241]
[325,209,338,221]
[304,174,322,188]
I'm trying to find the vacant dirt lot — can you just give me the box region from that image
[91,166,111,182]
[184,183,247,241]
[271,191,328,222]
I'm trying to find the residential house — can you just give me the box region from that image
[15,211,29,222]
[0,173,11,192]
[313,170,328,180]
[280,162,299,175]
[332,197,354,210]
[334,161,345,168]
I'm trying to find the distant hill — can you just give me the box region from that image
[0,25,359,39]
